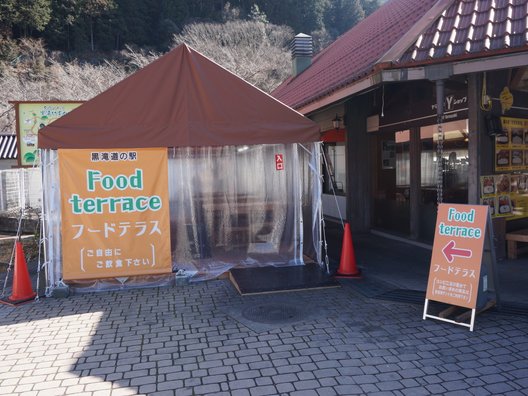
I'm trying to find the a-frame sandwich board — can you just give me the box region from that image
[423,204,499,331]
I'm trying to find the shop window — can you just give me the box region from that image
[395,130,410,188]
[420,119,469,205]
[323,142,346,195]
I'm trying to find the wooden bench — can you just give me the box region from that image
[505,229,528,259]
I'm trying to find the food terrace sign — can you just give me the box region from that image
[424,204,490,331]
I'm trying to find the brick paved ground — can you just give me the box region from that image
[0,279,527,395]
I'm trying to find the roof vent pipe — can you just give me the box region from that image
[290,33,313,76]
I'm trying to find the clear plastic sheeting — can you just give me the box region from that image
[41,149,62,295]
[56,275,176,294]
[40,143,322,294]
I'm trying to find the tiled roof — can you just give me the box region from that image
[272,0,439,109]
[0,134,17,160]
[273,0,528,111]
[399,0,528,64]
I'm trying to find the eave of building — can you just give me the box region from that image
[301,49,528,116]
[290,0,455,115]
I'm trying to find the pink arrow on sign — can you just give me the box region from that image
[442,240,472,263]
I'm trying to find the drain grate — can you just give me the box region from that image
[373,289,528,316]
[241,303,302,324]
[374,289,425,304]
[492,302,528,316]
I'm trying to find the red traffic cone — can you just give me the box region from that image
[335,222,361,278]
[8,241,36,303]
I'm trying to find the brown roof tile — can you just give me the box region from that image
[474,11,490,26]
[421,32,436,48]
[469,39,486,52]
[512,4,526,19]
[455,27,470,43]
[510,33,526,46]
[399,0,528,64]
[494,8,509,23]
[451,42,466,55]
[460,1,475,15]
[459,14,473,27]
[512,19,525,33]
[272,0,438,109]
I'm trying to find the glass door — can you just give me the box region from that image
[419,119,469,242]
[373,130,411,235]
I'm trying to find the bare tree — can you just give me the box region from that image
[172,20,293,93]
[122,45,159,70]
[0,38,128,133]
[0,18,295,133]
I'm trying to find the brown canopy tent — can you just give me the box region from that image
[39,44,319,149]
[39,44,322,295]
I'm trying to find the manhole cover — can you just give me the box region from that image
[241,303,302,324]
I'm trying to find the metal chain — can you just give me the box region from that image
[436,114,444,205]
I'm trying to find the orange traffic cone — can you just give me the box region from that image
[335,222,361,278]
[7,241,36,304]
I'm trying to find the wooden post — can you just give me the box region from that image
[409,126,421,239]
[345,95,372,232]
[468,73,481,204]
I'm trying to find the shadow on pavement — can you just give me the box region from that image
[323,220,528,307]
[0,224,527,394]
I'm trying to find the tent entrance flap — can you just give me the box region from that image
[169,144,306,272]
[41,143,322,293]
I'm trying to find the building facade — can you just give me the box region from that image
[274,0,528,249]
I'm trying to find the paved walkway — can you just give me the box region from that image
[324,222,528,305]
[0,278,527,395]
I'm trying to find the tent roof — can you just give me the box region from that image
[39,44,319,149]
